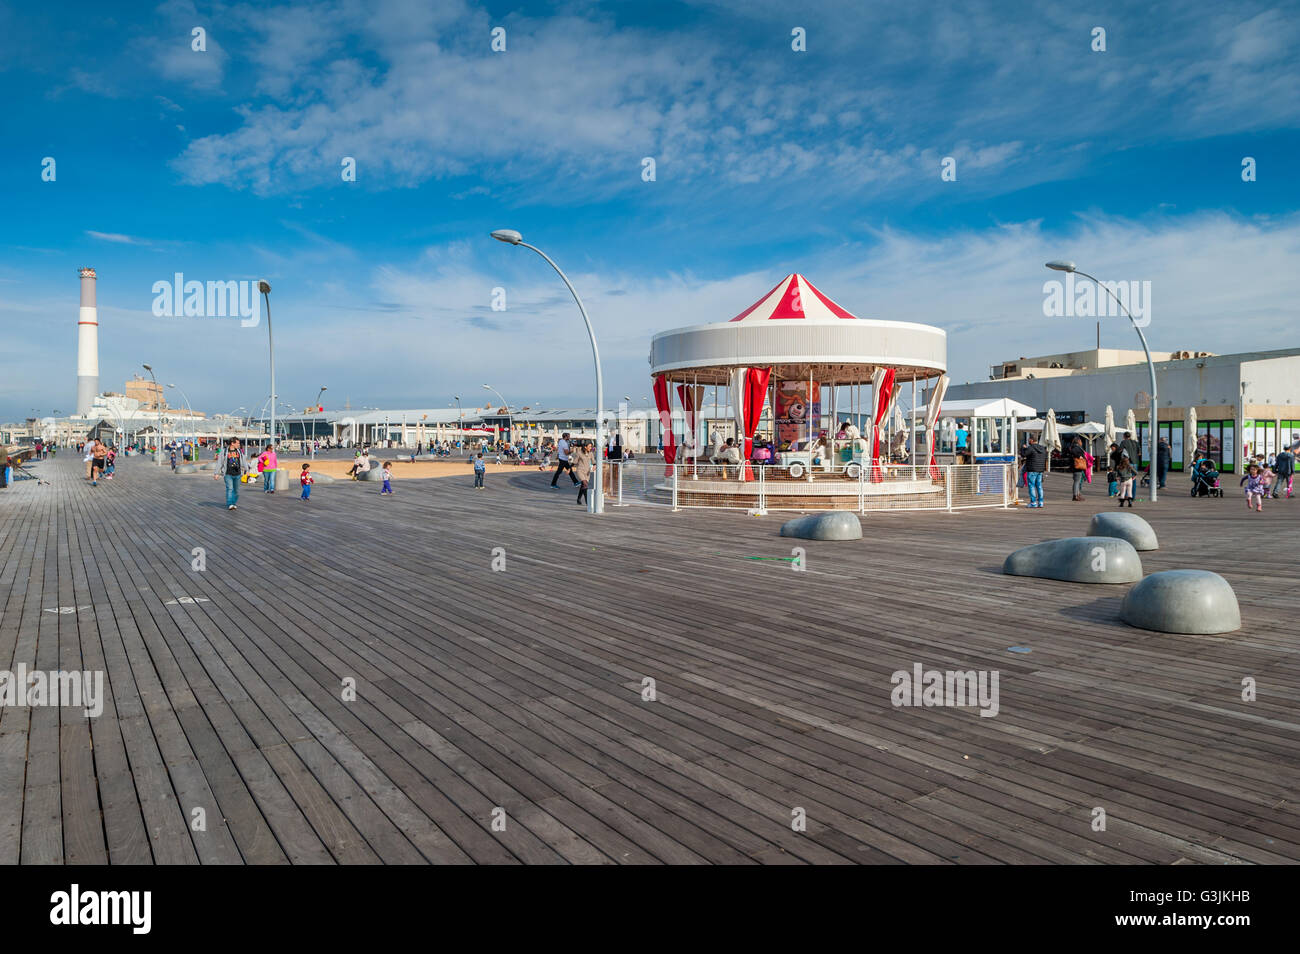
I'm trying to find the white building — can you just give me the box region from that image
[946,347,1300,472]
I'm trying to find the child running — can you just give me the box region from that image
[473,452,486,490]
[300,463,314,501]
[1242,462,1267,512]
[380,461,394,495]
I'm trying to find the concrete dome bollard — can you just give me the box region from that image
[1088,511,1158,551]
[779,511,863,541]
[1002,536,1143,583]
[1121,570,1241,634]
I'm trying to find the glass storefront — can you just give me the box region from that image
[1283,421,1300,453]
[1137,421,1186,472]
[1197,420,1235,473]
[1243,420,1277,460]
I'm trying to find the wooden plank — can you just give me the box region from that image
[0,453,1295,865]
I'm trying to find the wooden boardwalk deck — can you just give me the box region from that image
[1,452,1297,864]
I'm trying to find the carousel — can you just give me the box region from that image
[648,273,954,510]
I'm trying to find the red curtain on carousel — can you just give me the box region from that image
[676,384,702,461]
[653,375,677,475]
[742,367,772,480]
[870,369,897,482]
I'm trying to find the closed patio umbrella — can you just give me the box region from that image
[1104,405,1116,450]
[1042,409,1062,454]
[1186,406,1198,468]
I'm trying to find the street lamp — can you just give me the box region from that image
[453,395,463,454]
[491,229,606,513]
[166,383,196,453]
[311,386,327,458]
[482,384,513,445]
[259,281,276,453]
[142,363,162,462]
[1046,261,1158,501]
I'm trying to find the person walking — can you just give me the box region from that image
[215,439,246,510]
[473,452,486,490]
[1156,437,1171,489]
[551,432,578,488]
[573,442,594,507]
[90,439,107,486]
[257,443,279,493]
[380,461,394,495]
[1115,454,1138,507]
[1272,447,1295,498]
[1120,431,1142,476]
[300,463,314,501]
[1020,434,1049,508]
[1067,437,1087,500]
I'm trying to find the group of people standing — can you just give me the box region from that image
[1020,429,1157,508]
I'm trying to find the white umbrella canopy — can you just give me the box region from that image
[1041,409,1062,453]
[1104,405,1116,449]
[1186,406,1198,466]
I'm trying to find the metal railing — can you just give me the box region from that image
[609,459,1017,514]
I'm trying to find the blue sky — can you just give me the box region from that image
[2,0,1299,421]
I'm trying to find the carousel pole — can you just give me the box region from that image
[692,372,698,480]
[807,366,814,483]
[911,374,918,470]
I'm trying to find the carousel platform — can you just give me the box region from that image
[648,465,952,511]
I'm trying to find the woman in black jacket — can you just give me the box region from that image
[1068,437,1088,500]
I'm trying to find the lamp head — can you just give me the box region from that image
[258,280,272,294]
[490,229,523,245]
[142,363,152,372]
[1045,260,1077,273]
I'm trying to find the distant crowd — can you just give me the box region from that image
[1020,429,1297,513]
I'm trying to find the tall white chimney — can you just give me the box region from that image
[76,267,98,416]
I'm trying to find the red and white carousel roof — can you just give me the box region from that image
[648,272,947,385]
[729,273,859,323]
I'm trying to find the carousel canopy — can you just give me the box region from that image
[730,273,860,323]
[913,398,1039,419]
[649,273,946,386]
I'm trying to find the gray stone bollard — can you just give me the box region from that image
[1121,570,1241,634]
[779,511,863,541]
[1002,536,1142,583]
[174,464,198,474]
[1088,511,1158,550]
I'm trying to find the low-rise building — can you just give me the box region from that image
[947,346,1300,472]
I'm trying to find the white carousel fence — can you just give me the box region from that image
[610,459,1017,513]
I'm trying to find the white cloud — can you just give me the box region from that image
[85,231,151,246]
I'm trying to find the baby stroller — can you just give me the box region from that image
[1190,460,1223,497]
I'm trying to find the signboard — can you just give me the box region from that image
[775,381,820,449]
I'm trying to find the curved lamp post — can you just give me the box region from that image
[166,383,196,453]
[1046,261,1158,501]
[312,386,327,458]
[482,383,513,445]
[453,395,463,453]
[259,281,276,452]
[491,229,605,514]
[142,363,162,462]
